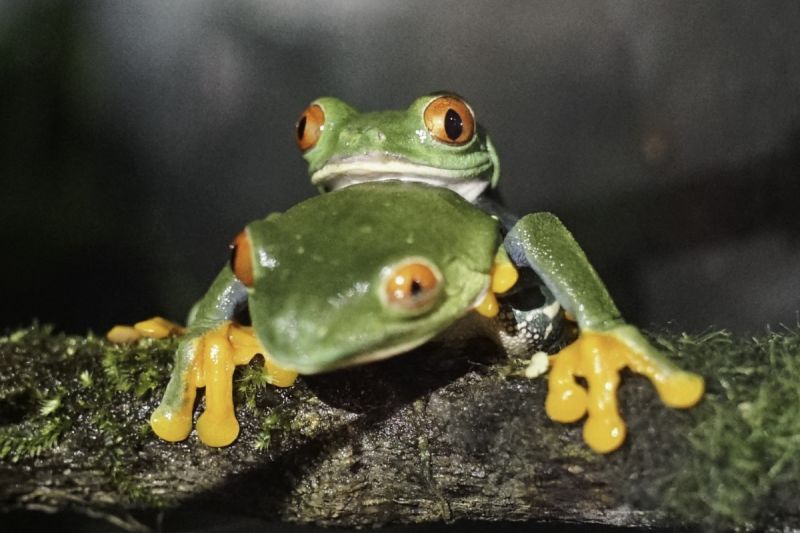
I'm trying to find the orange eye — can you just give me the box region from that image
[229,230,254,288]
[295,103,325,151]
[383,260,442,313]
[423,95,475,145]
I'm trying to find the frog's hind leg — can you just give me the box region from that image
[608,325,705,409]
[547,334,629,453]
[546,328,704,453]
[107,316,186,343]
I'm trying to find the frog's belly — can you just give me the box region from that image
[436,283,574,358]
[493,297,573,358]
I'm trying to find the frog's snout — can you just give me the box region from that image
[341,125,387,147]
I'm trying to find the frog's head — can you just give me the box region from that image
[232,182,502,374]
[295,93,500,202]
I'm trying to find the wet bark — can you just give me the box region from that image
[0,329,797,532]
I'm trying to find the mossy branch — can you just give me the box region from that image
[1,325,800,531]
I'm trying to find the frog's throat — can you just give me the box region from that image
[311,157,494,202]
[312,332,439,373]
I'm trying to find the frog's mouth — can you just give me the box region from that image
[318,332,440,372]
[311,155,494,202]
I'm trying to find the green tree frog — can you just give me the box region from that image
[296,93,500,206]
[110,182,703,454]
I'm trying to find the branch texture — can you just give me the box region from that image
[1,326,799,532]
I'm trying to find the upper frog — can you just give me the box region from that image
[295,93,500,202]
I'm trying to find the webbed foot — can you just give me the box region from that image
[106,316,186,343]
[545,325,704,453]
[150,321,298,447]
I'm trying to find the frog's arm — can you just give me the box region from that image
[150,261,297,447]
[505,213,703,453]
[149,266,247,444]
[185,265,248,329]
[474,188,520,232]
[504,212,622,331]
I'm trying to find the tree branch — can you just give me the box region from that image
[1,326,799,531]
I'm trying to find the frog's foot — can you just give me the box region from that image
[227,324,299,388]
[107,316,186,343]
[150,321,299,447]
[150,403,195,443]
[150,337,202,442]
[545,325,704,453]
[192,324,240,447]
[474,247,519,317]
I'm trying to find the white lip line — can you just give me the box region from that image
[310,158,491,185]
[319,174,491,198]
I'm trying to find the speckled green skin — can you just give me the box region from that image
[504,212,622,331]
[245,182,499,374]
[302,94,499,195]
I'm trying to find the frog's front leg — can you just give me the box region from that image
[505,212,704,453]
[149,333,203,442]
[199,323,298,446]
[149,322,242,446]
[150,320,299,446]
[137,267,297,446]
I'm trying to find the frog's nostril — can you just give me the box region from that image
[341,126,385,146]
[364,127,386,143]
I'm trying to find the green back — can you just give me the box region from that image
[246,182,500,373]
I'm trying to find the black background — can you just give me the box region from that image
[2,0,800,335]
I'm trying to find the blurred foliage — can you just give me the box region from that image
[609,328,800,531]
[658,329,800,529]
[2,1,799,335]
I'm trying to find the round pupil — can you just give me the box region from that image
[297,115,307,140]
[444,108,463,140]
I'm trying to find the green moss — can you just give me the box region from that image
[237,358,273,412]
[3,323,800,529]
[0,417,68,461]
[635,328,800,530]
[254,411,286,451]
[0,324,176,504]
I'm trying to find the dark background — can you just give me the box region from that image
[2,0,800,336]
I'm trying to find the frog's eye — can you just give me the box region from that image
[423,95,475,145]
[295,103,325,151]
[229,230,254,288]
[383,259,443,314]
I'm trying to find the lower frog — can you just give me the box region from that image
[109,182,703,453]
